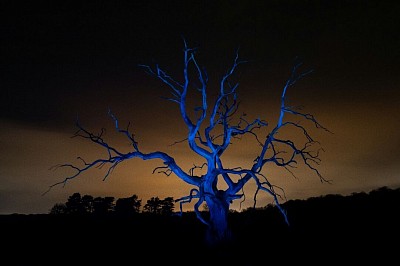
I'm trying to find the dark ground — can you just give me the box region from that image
[2,187,399,265]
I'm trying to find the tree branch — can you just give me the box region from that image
[45,113,201,195]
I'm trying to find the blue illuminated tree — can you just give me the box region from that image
[47,41,330,245]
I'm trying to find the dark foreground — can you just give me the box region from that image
[2,187,399,265]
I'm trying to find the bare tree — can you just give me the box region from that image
[46,40,330,245]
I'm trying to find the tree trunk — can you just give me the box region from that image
[205,196,232,246]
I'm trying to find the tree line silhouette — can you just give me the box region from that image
[2,186,399,265]
[49,193,175,216]
[48,185,400,224]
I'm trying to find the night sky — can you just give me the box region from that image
[1,0,399,214]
